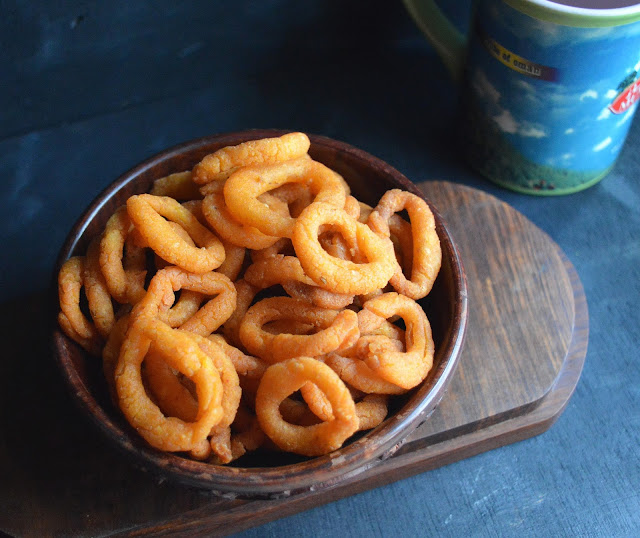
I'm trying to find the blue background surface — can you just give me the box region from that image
[1,1,639,536]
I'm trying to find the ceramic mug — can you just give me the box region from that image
[404,0,640,194]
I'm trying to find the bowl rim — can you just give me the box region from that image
[52,130,468,496]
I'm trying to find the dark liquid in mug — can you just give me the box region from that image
[551,0,639,7]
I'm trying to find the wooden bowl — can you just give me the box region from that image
[52,130,468,498]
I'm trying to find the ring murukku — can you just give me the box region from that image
[239,296,360,363]
[83,237,116,339]
[216,238,246,281]
[358,292,434,390]
[222,279,259,348]
[150,171,203,201]
[201,192,281,250]
[292,202,397,295]
[115,318,224,452]
[255,357,358,456]
[57,133,444,464]
[58,256,99,342]
[223,157,347,238]
[127,194,225,273]
[324,352,406,395]
[208,334,267,397]
[192,132,311,185]
[355,394,388,431]
[282,280,354,310]
[99,206,147,304]
[142,266,237,337]
[368,189,441,300]
[243,254,353,309]
[102,314,131,404]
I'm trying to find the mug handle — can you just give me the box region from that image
[402,0,467,81]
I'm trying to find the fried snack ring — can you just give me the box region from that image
[150,171,203,200]
[358,201,413,270]
[58,256,100,344]
[292,202,397,295]
[190,333,241,432]
[269,182,314,218]
[217,238,246,281]
[99,206,147,304]
[324,352,406,395]
[142,266,237,337]
[192,132,311,185]
[239,296,360,364]
[300,382,334,422]
[249,237,295,263]
[224,157,347,238]
[208,334,267,397]
[244,254,354,309]
[210,405,266,464]
[161,290,204,328]
[144,332,241,459]
[255,357,358,456]
[222,279,259,348]
[282,280,355,310]
[127,194,225,273]
[102,314,130,404]
[83,237,116,339]
[57,311,103,357]
[368,189,441,300]
[201,192,281,250]
[355,394,388,431]
[144,347,198,421]
[144,331,242,464]
[358,292,434,390]
[115,318,224,451]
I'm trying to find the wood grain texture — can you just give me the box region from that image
[0,181,587,537]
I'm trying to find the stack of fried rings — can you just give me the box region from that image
[57,132,442,462]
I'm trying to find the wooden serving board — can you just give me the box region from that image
[0,181,587,537]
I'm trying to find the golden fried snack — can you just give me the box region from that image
[208,334,267,397]
[115,318,224,452]
[221,278,259,348]
[58,256,101,346]
[102,314,131,403]
[217,238,246,281]
[249,237,295,262]
[281,280,355,310]
[269,182,314,218]
[368,189,441,300]
[127,194,225,273]
[83,237,116,339]
[223,157,347,238]
[358,292,434,390]
[238,296,360,364]
[99,206,147,304]
[324,352,406,395]
[201,192,281,250]
[57,132,443,465]
[355,394,388,431]
[244,254,354,309]
[292,202,397,295]
[192,132,311,185]
[255,357,358,456]
[145,266,237,337]
[150,171,202,201]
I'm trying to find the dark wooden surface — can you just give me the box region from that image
[0,181,586,537]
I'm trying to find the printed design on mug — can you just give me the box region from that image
[461,0,640,192]
[476,23,558,82]
[609,71,640,114]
